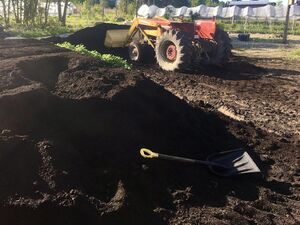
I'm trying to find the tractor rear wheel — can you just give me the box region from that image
[203,27,232,66]
[155,30,192,71]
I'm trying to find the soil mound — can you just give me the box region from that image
[0,31,11,39]
[0,48,244,225]
[1,39,299,225]
[65,23,129,57]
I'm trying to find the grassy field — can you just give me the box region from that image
[234,46,300,59]
[5,22,76,38]
[218,19,300,35]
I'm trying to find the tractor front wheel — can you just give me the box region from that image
[155,30,192,71]
[128,41,155,63]
[128,41,142,62]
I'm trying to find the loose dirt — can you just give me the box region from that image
[142,55,300,137]
[0,26,299,225]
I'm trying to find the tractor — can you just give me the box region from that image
[104,17,232,71]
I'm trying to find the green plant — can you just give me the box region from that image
[56,42,132,69]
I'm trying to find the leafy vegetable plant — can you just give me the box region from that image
[56,42,132,69]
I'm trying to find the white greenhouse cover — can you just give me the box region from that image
[137,4,300,20]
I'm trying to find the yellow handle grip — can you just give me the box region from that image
[140,148,159,159]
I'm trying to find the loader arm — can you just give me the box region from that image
[126,18,169,48]
[104,17,171,48]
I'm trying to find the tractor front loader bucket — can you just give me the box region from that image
[104,29,129,48]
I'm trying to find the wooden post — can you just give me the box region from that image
[283,0,294,44]
[292,16,295,34]
[102,3,105,21]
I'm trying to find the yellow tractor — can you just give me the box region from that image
[104,17,231,71]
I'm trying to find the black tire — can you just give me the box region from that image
[155,30,193,71]
[203,27,232,66]
[128,41,155,63]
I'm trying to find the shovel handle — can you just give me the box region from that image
[140,148,159,158]
[158,153,200,164]
[140,148,230,169]
[140,148,200,164]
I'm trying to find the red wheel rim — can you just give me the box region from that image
[165,44,177,61]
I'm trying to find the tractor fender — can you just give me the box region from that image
[195,20,217,40]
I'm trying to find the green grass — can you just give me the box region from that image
[56,42,132,69]
[249,37,283,43]
[218,20,300,35]
[7,24,76,38]
[66,13,114,28]
[288,49,300,59]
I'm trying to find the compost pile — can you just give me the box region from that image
[0,28,299,225]
[61,23,129,57]
[0,39,243,225]
[0,26,10,39]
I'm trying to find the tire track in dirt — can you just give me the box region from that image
[143,58,300,137]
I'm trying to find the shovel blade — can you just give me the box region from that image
[207,149,261,176]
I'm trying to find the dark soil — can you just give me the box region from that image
[49,23,130,58]
[141,56,300,137]
[0,35,299,225]
[0,26,10,39]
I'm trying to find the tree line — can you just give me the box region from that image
[0,0,71,26]
[0,0,222,27]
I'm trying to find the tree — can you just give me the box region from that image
[0,0,11,26]
[99,0,107,19]
[106,0,116,8]
[283,0,294,43]
[11,0,23,23]
[43,0,51,25]
[205,0,220,6]
[61,0,69,25]
[23,0,39,24]
[152,0,189,7]
[58,0,62,22]
[1,0,73,27]
[190,0,201,6]
[118,0,130,14]
[57,0,70,26]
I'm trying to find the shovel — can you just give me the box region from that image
[140,148,260,176]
